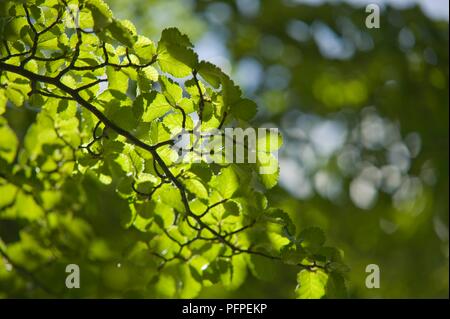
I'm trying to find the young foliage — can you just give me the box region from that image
[0,0,347,298]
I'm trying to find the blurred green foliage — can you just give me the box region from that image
[0,0,448,298]
[188,0,449,298]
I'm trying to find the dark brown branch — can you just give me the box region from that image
[30,89,73,100]
[0,62,172,154]
[197,199,228,218]
[224,220,256,237]
[75,78,107,92]
[192,70,205,124]
[173,105,187,129]
[218,111,228,130]
[37,10,62,35]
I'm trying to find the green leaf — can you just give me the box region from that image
[127,148,144,175]
[185,78,206,99]
[296,269,328,299]
[162,112,193,133]
[264,208,296,238]
[157,44,198,78]
[220,254,247,290]
[178,98,195,114]
[231,98,257,121]
[157,184,184,212]
[133,35,157,62]
[153,274,176,298]
[184,178,208,199]
[248,254,278,281]
[157,28,198,77]
[317,246,344,263]
[29,5,43,22]
[281,244,307,265]
[5,89,23,107]
[107,19,135,47]
[13,192,45,221]
[158,27,193,48]
[85,0,113,29]
[0,118,19,163]
[0,91,6,115]
[159,76,182,105]
[134,92,171,122]
[140,65,159,82]
[209,166,239,198]
[110,106,138,131]
[223,200,240,217]
[197,61,225,89]
[325,272,347,298]
[179,263,202,298]
[106,67,128,94]
[221,76,242,108]
[326,262,350,275]
[4,17,28,42]
[298,227,326,253]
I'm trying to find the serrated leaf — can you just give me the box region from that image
[133,35,156,62]
[134,92,171,122]
[325,272,347,298]
[157,44,198,78]
[110,106,137,131]
[158,27,193,48]
[298,227,326,253]
[264,208,296,237]
[140,65,159,82]
[220,254,247,290]
[159,76,182,105]
[184,178,208,199]
[106,67,128,93]
[157,184,184,212]
[296,269,328,299]
[281,244,307,265]
[108,19,135,47]
[157,28,198,78]
[85,0,112,29]
[209,166,239,198]
[197,61,225,89]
